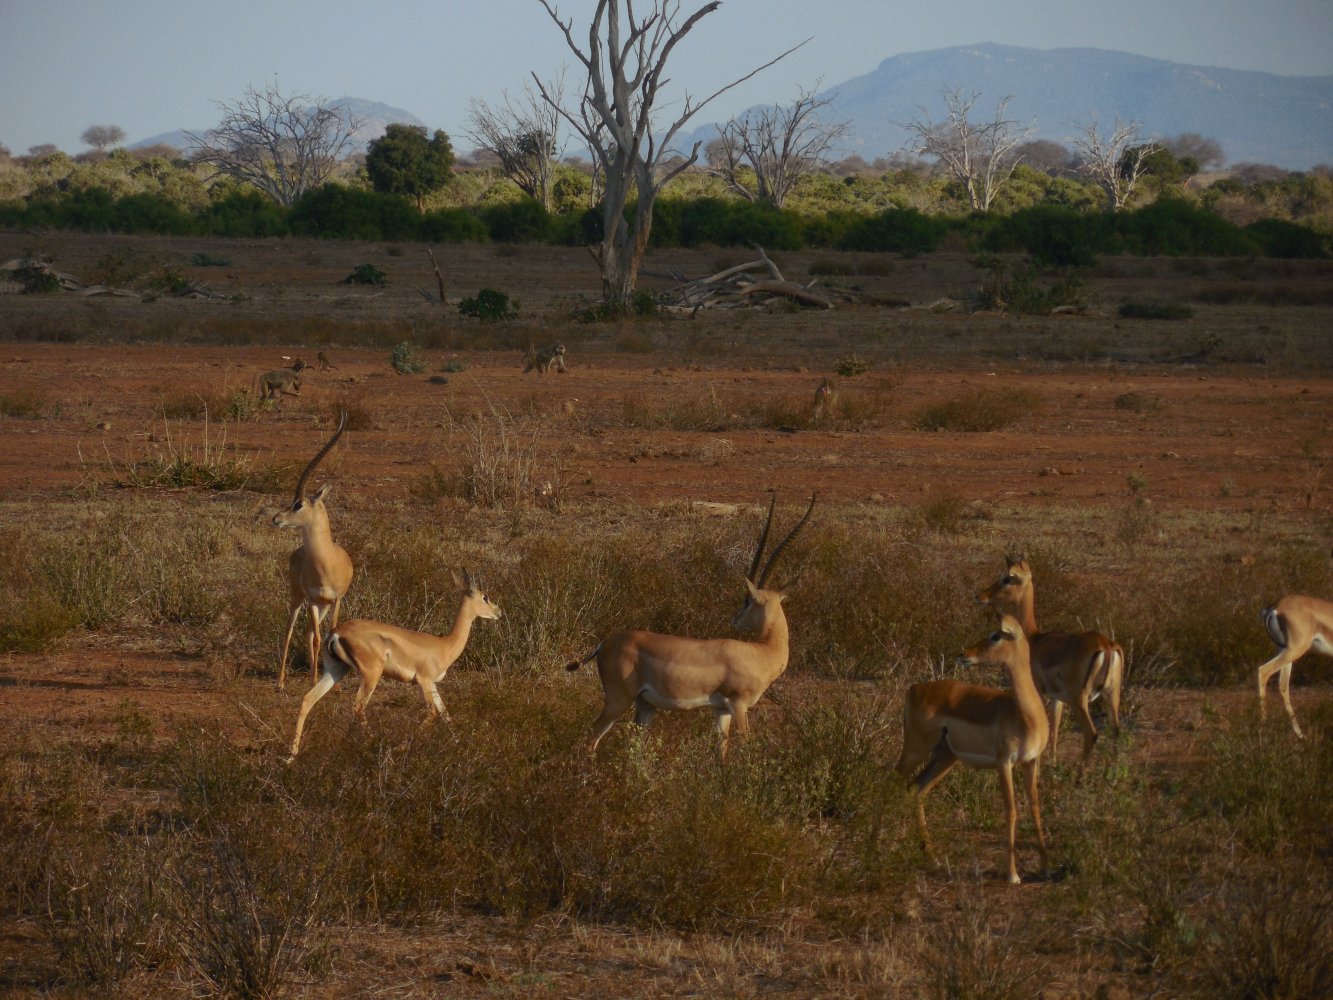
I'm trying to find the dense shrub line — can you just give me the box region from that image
[0,183,1327,259]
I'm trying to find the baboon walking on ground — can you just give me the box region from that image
[523,343,568,375]
[317,352,337,371]
[258,369,303,404]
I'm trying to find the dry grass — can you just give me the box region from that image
[2,234,1332,996]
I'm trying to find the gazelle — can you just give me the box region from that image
[1257,594,1333,738]
[566,493,815,757]
[976,555,1123,768]
[288,570,501,758]
[895,614,1049,885]
[272,412,354,691]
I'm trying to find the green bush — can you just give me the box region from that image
[341,263,388,286]
[481,198,552,243]
[458,288,518,322]
[289,184,418,241]
[837,208,946,256]
[389,341,427,374]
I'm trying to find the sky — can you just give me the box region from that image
[2,0,1331,156]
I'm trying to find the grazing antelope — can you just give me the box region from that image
[567,493,816,757]
[288,570,501,758]
[976,555,1123,768]
[1257,594,1333,738]
[895,614,1049,884]
[272,412,354,690]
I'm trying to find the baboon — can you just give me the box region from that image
[812,377,836,423]
[258,369,303,404]
[317,351,337,371]
[522,343,568,375]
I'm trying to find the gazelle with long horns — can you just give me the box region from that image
[976,555,1123,768]
[272,412,354,690]
[895,614,1050,885]
[567,493,816,757]
[287,570,501,758]
[1257,594,1333,738]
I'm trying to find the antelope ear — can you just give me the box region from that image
[744,577,762,600]
[311,483,333,502]
[452,569,467,591]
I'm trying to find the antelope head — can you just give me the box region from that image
[731,493,816,635]
[957,613,1028,669]
[272,411,348,531]
[976,552,1031,607]
[454,568,502,621]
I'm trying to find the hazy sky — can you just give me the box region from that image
[3,0,1331,155]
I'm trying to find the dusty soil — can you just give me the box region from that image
[1,232,1330,995]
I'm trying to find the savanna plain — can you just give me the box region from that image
[0,231,1331,998]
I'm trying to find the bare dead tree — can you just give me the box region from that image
[184,84,363,206]
[708,84,849,208]
[533,0,804,310]
[467,79,565,209]
[900,89,1033,211]
[1070,116,1158,211]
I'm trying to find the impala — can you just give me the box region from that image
[976,555,1123,768]
[287,570,501,758]
[566,493,815,756]
[895,614,1049,885]
[1257,594,1333,738]
[272,412,354,690]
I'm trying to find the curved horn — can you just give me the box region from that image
[757,493,816,588]
[293,410,348,502]
[747,492,777,583]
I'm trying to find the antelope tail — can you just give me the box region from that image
[566,644,602,672]
[325,632,356,672]
[1263,607,1288,649]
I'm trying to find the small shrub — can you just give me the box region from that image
[189,252,231,267]
[1114,391,1163,413]
[458,287,518,322]
[913,388,1041,432]
[835,355,871,378]
[342,263,388,286]
[1119,300,1194,320]
[384,244,406,257]
[440,360,466,373]
[389,341,427,375]
[147,266,191,295]
[0,587,76,652]
[0,388,43,417]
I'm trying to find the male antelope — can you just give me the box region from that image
[1257,594,1333,738]
[567,493,815,756]
[272,412,354,690]
[895,614,1049,885]
[976,555,1123,768]
[288,570,501,758]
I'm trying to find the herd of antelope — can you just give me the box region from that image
[270,414,1331,884]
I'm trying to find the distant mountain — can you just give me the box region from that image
[689,44,1333,170]
[131,96,425,156]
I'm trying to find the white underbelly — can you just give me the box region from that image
[1312,634,1333,655]
[640,687,723,711]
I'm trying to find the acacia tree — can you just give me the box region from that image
[81,125,126,153]
[365,124,455,212]
[901,89,1032,211]
[1070,116,1158,210]
[708,84,849,208]
[185,84,363,206]
[534,0,801,310]
[467,82,564,209]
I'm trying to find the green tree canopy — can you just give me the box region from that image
[364,124,455,212]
